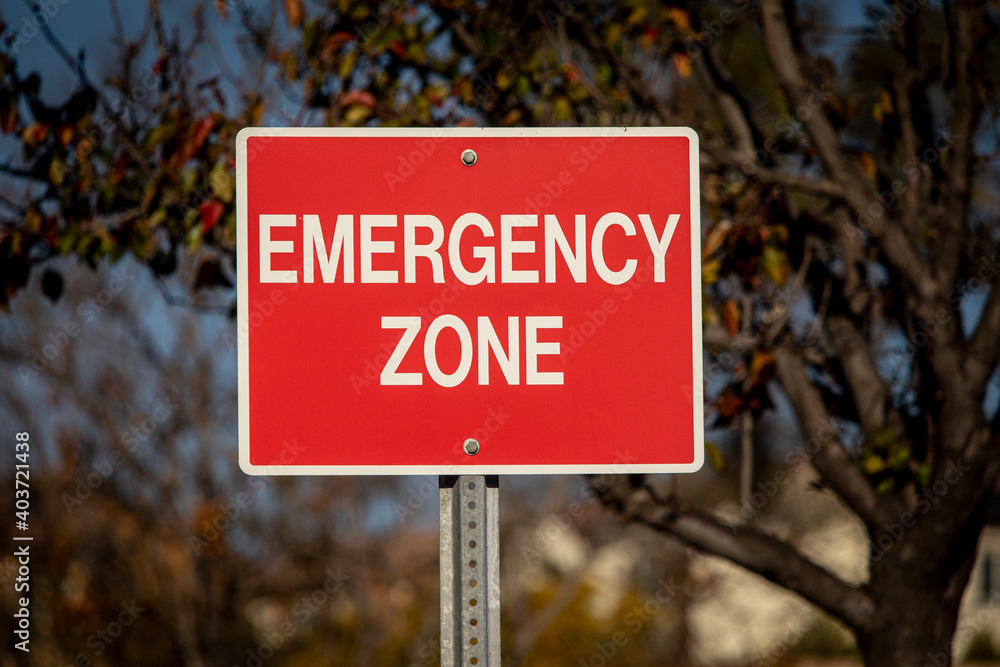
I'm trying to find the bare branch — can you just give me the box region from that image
[563,13,679,125]
[759,0,937,304]
[772,338,884,526]
[704,149,847,199]
[965,282,1000,394]
[691,49,754,154]
[585,476,875,633]
[704,326,758,353]
[934,0,979,294]
[888,0,921,236]
[739,292,754,507]
[825,315,906,443]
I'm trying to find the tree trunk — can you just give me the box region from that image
[859,584,965,666]
[859,495,987,666]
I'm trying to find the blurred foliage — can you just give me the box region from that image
[1,0,999,664]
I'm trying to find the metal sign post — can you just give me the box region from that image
[440,475,500,666]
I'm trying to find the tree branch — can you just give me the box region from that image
[585,475,875,633]
[825,314,906,444]
[759,0,937,305]
[691,43,755,154]
[703,149,846,199]
[889,0,922,236]
[934,0,979,295]
[965,281,1000,394]
[704,326,758,353]
[772,337,885,526]
[563,12,679,125]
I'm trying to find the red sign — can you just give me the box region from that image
[236,128,703,474]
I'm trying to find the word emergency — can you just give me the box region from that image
[258,211,680,285]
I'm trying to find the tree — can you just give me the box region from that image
[2,0,1000,664]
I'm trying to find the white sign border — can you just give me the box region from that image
[236,126,704,475]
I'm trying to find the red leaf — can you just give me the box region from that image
[0,100,17,134]
[723,298,741,337]
[323,32,354,59]
[179,116,217,164]
[189,116,216,152]
[387,41,407,59]
[199,200,225,233]
[110,154,126,185]
[340,90,376,109]
[715,391,745,420]
[22,121,49,146]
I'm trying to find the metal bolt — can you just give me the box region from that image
[463,438,480,455]
[461,149,478,166]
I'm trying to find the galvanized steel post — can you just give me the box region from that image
[439,475,500,666]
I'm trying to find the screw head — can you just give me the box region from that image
[461,149,478,166]
[463,438,480,455]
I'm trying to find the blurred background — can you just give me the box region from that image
[1,0,1000,665]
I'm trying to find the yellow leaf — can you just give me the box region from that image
[761,245,790,286]
[210,162,235,203]
[338,51,357,82]
[24,210,41,234]
[627,6,649,25]
[666,8,692,35]
[248,100,265,125]
[553,97,571,121]
[859,152,877,179]
[862,454,886,475]
[48,158,65,186]
[343,104,371,125]
[672,53,692,79]
[702,258,721,285]
[702,295,721,327]
[501,109,522,126]
[606,23,622,47]
[880,90,893,114]
[750,350,775,385]
[706,441,726,474]
[702,219,732,259]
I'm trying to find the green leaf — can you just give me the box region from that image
[917,463,932,488]
[705,441,726,474]
[209,162,235,203]
[761,245,790,286]
[553,97,572,121]
[186,223,203,253]
[606,23,622,47]
[872,427,895,450]
[181,167,199,194]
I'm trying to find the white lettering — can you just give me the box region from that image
[260,214,297,283]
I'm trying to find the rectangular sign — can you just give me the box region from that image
[236,127,703,474]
